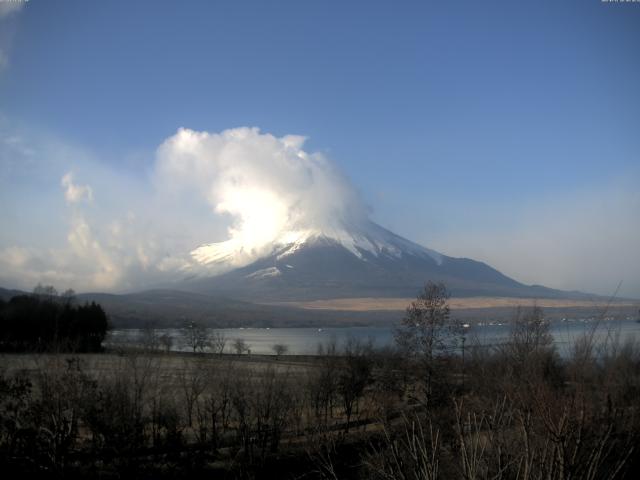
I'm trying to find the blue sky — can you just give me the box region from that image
[1,0,639,297]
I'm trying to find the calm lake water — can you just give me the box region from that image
[107,318,640,357]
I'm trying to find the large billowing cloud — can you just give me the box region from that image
[155,127,367,264]
[0,125,368,292]
[1,122,639,298]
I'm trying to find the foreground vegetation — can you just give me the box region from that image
[1,283,639,479]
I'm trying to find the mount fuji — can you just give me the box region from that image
[4,221,605,328]
[181,220,573,302]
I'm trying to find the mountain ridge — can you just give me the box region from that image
[182,220,598,302]
[3,221,632,327]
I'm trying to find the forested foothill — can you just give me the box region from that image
[0,285,109,353]
[0,282,639,479]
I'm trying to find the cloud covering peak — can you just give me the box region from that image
[1,122,638,298]
[0,125,369,291]
[156,127,368,258]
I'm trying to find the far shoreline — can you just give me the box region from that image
[264,296,639,312]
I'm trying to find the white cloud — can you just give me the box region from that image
[61,172,93,204]
[0,246,32,268]
[156,127,367,262]
[0,2,25,19]
[0,1,25,73]
[0,122,186,291]
[1,121,638,299]
[1,124,369,291]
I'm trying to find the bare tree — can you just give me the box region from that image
[508,305,553,359]
[139,323,160,352]
[504,305,559,383]
[60,289,76,307]
[195,361,235,449]
[178,359,207,427]
[395,281,460,400]
[33,283,58,301]
[233,337,249,355]
[272,343,289,359]
[308,338,339,427]
[337,337,372,432]
[182,320,210,353]
[210,331,227,355]
[159,332,173,353]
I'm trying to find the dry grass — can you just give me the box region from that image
[266,296,637,312]
[0,351,315,384]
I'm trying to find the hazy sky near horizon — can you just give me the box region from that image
[1,0,639,297]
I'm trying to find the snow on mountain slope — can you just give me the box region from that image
[181,220,574,302]
[190,220,443,272]
[152,128,587,302]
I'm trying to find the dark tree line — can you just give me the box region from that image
[0,285,109,352]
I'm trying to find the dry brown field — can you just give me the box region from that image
[266,296,637,311]
[0,351,316,382]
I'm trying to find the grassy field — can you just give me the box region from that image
[0,351,316,377]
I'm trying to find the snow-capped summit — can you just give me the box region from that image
[190,220,443,270]
[183,220,565,302]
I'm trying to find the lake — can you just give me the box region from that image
[107,317,640,357]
